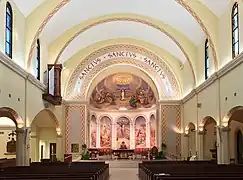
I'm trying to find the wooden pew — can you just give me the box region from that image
[0,158,15,168]
[139,161,243,180]
[0,161,109,180]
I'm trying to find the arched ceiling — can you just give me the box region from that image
[10,0,233,90]
[13,0,231,19]
[56,21,187,64]
[41,0,203,45]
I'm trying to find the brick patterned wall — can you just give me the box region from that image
[160,104,181,158]
[65,104,86,154]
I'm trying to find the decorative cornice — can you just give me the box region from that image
[0,51,46,92]
[182,89,196,103]
[27,73,46,91]
[63,100,88,105]
[0,51,28,78]
[217,52,243,78]
[159,100,182,105]
[195,73,218,94]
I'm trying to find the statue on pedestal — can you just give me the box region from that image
[120,89,125,101]
[6,130,16,153]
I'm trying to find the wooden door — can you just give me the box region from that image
[49,143,57,162]
[40,145,44,161]
[236,131,243,164]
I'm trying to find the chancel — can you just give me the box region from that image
[1,1,243,180]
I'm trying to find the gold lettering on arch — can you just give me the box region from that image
[79,51,165,80]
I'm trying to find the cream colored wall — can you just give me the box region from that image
[0,50,49,128]
[0,57,26,119]
[0,0,26,69]
[218,0,243,68]
[39,128,57,160]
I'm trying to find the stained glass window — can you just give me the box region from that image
[232,3,239,58]
[5,2,13,58]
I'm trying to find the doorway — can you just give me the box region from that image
[236,130,243,164]
[49,143,56,162]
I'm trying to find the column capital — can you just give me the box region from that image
[16,128,25,134]
[57,135,63,138]
[221,127,230,132]
[184,134,189,137]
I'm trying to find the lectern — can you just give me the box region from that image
[42,64,62,105]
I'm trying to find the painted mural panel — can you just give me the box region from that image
[89,73,156,110]
[90,115,97,148]
[135,116,146,148]
[116,117,130,148]
[100,116,112,148]
[150,114,156,147]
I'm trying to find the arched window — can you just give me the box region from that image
[36,39,41,80]
[232,2,239,58]
[205,39,209,79]
[5,2,13,58]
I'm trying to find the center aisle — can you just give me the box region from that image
[107,160,140,180]
[109,167,138,180]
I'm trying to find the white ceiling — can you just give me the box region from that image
[11,0,232,64]
[0,117,15,127]
[42,0,203,45]
[12,0,46,17]
[57,21,187,64]
[199,0,230,17]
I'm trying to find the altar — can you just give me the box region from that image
[113,149,134,159]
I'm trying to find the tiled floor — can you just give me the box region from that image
[109,168,139,180]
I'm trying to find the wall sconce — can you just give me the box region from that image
[198,126,204,132]
[17,122,24,129]
[222,121,228,128]
[56,128,61,136]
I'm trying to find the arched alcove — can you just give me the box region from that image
[226,106,243,164]
[150,114,156,147]
[116,116,131,149]
[203,116,217,160]
[0,107,24,165]
[30,109,60,162]
[135,116,147,148]
[90,115,97,148]
[100,116,112,148]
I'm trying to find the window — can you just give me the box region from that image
[232,2,239,58]
[36,39,41,80]
[5,2,13,58]
[205,39,209,80]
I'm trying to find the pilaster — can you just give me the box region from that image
[217,127,230,164]
[30,132,37,162]
[56,135,63,161]
[198,131,205,160]
[16,128,25,166]
[184,134,189,158]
